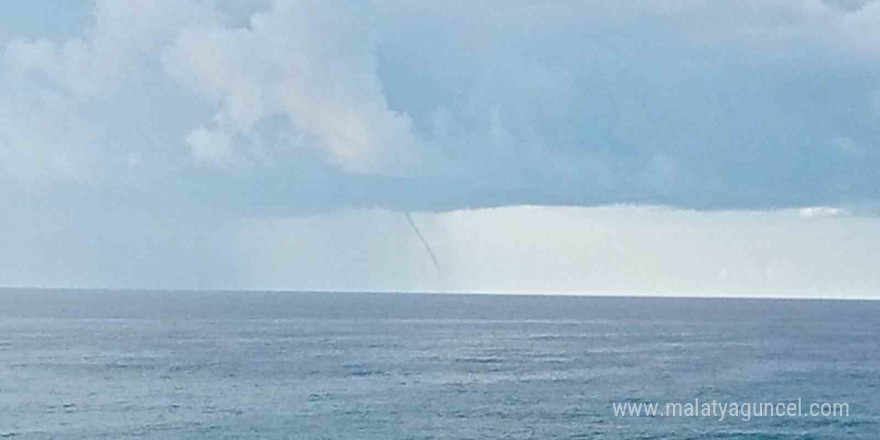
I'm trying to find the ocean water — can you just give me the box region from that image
[0,290,878,439]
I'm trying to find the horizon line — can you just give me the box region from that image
[1,286,877,302]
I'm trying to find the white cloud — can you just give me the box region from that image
[186,125,236,166]
[1,0,218,185]
[162,0,421,172]
[5,0,215,101]
[799,206,847,217]
[836,0,880,54]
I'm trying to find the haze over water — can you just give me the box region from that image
[1,289,878,439]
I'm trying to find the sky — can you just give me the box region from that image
[2,0,880,297]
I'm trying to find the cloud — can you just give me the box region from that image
[2,0,880,209]
[5,0,214,101]
[162,0,422,172]
[1,0,218,186]
[799,206,848,217]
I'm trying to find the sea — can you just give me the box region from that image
[0,289,877,439]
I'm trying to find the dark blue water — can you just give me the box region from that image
[0,289,878,439]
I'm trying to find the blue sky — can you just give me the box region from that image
[3,0,880,296]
